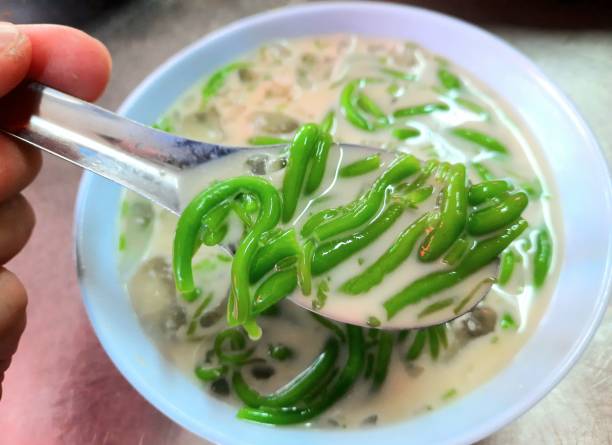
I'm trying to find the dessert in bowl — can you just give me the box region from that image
[75,3,612,444]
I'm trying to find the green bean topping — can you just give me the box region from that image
[468,180,513,206]
[393,102,450,118]
[392,127,421,140]
[339,154,381,178]
[302,154,420,241]
[201,62,249,108]
[418,298,454,318]
[233,337,339,408]
[435,162,452,182]
[381,67,416,81]
[249,229,299,283]
[385,219,528,319]
[357,93,388,123]
[195,365,227,382]
[340,79,389,132]
[341,213,434,294]
[402,186,434,208]
[467,192,528,235]
[303,367,340,404]
[455,98,488,117]
[247,135,289,146]
[498,249,517,285]
[443,237,470,266]
[252,268,297,316]
[405,329,426,361]
[281,124,321,222]
[400,160,439,192]
[452,128,508,155]
[428,327,440,359]
[371,331,394,390]
[419,163,468,262]
[305,131,332,195]
[534,228,553,288]
[312,203,404,275]
[297,240,314,296]
[231,197,256,229]
[453,278,495,315]
[237,325,364,425]
[435,324,448,348]
[173,176,281,336]
[500,313,518,330]
[438,68,462,91]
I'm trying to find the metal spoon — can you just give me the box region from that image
[0,82,494,329]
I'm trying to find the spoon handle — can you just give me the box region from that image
[0,82,232,213]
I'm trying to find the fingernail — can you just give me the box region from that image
[0,22,19,54]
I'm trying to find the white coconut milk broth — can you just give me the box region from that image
[118,35,560,428]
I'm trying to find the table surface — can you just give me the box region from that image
[1,1,611,444]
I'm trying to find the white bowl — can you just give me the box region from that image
[74,2,612,444]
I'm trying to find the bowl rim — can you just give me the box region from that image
[75,2,612,444]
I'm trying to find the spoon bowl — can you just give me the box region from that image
[0,82,493,329]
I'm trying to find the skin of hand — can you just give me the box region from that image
[0,22,111,399]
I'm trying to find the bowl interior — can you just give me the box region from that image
[75,3,612,445]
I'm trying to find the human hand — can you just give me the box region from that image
[0,22,111,399]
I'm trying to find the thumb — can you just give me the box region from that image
[0,22,32,98]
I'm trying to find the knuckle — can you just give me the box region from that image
[0,268,28,317]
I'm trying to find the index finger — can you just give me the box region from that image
[0,25,112,201]
[18,24,112,101]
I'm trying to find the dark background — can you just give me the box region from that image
[4,0,612,29]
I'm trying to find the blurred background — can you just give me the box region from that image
[1,1,610,444]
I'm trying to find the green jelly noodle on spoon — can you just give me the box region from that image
[172,114,540,328]
[172,122,536,336]
[161,35,554,425]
